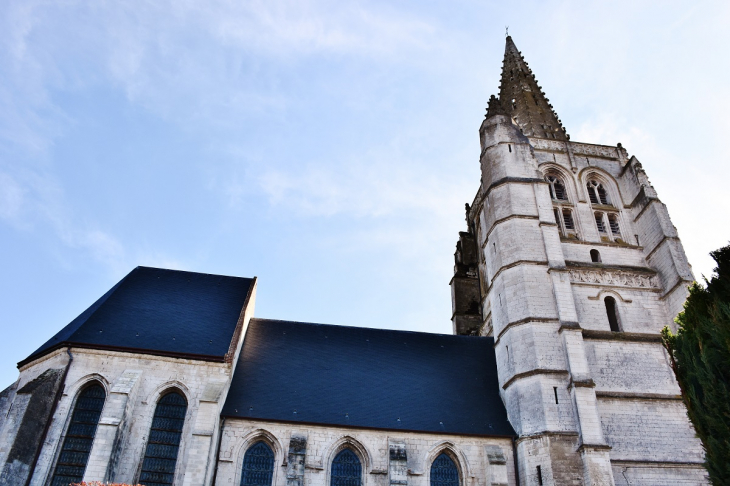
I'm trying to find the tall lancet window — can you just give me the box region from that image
[241,442,275,486]
[430,453,459,486]
[139,390,187,486]
[50,384,106,486]
[331,448,362,486]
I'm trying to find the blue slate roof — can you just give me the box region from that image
[19,267,255,367]
[223,318,515,437]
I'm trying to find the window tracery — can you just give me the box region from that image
[586,180,610,206]
[545,173,578,240]
[50,383,106,486]
[331,448,361,486]
[241,441,275,486]
[430,453,459,486]
[586,177,624,243]
[139,390,187,486]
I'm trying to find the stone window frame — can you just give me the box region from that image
[44,377,109,486]
[133,383,194,486]
[424,442,469,486]
[542,168,580,240]
[324,436,371,486]
[581,171,627,244]
[233,429,284,486]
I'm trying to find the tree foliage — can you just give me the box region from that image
[662,244,730,485]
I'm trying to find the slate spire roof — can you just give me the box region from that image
[493,36,568,140]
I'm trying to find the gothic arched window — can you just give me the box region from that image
[331,448,362,486]
[430,453,459,486]
[50,383,106,486]
[139,390,187,486]
[587,180,610,206]
[546,175,568,201]
[546,173,578,239]
[241,442,275,486]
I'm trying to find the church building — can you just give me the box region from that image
[0,36,707,486]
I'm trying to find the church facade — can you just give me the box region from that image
[0,37,707,486]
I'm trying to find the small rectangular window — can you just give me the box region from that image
[537,465,544,486]
[553,386,559,404]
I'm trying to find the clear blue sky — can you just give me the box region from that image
[2,0,729,388]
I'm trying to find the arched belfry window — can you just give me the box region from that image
[605,296,621,332]
[139,390,187,486]
[546,175,568,201]
[430,453,459,486]
[587,180,610,206]
[50,384,106,486]
[546,173,578,240]
[241,441,275,486]
[331,448,362,486]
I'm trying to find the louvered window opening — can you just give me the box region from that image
[587,181,610,206]
[562,209,575,230]
[139,391,187,486]
[594,213,606,233]
[241,442,275,486]
[50,384,106,486]
[608,215,620,235]
[331,449,362,486]
[431,453,459,486]
[547,176,567,201]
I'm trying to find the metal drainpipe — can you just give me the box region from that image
[511,437,520,486]
[210,416,226,486]
[24,348,73,486]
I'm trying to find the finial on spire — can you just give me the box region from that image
[505,26,509,37]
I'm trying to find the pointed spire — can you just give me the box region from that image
[497,36,568,141]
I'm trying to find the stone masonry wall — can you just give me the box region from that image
[215,420,515,486]
[6,348,233,486]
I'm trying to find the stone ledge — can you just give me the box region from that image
[502,369,568,390]
[595,391,682,401]
[577,443,611,452]
[581,330,663,343]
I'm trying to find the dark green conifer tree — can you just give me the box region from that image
[662,244,730,485]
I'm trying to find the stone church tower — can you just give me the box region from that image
[451,37,705,485]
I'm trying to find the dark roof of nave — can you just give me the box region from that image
[222,318,516,437]
[19,267,255,367]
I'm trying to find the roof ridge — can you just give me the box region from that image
[250,318,492,340]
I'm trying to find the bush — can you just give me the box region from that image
[662,244,730,485]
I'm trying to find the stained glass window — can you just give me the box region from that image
[241,441,275,486]
[430,453,459,486]
[139,390,187,486]
[50,384,106,486]
[331,448,361,486]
